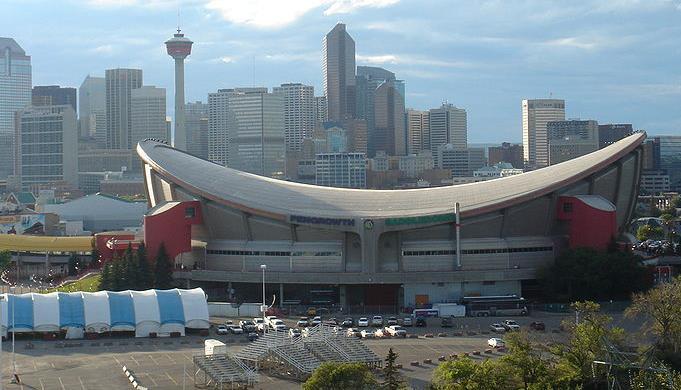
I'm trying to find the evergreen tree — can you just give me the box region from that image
[383,348,404,390]
[99,262,112,291]
[122,244,139,290]
[110,257,123,291]
[136,243,153,290]
[153,243,173,289]
[67,254,78,276]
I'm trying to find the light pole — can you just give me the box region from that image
[1,294,4,390]
[260,264,267,334]
[9,286,15,383]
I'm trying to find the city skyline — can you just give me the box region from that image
[3,0,681,143]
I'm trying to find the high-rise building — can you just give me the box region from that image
[165,29,193,150]
[31,85,76,113]
[323,23,356,121]
[131,86,167,146]
[398,151,434,178]
[437,145,486,177]
[207,88,236,166]
[228,88,285,177]
[522,99,565,169]
[429,104,467,152]
[314,96,328,123]
[15,105,77,190]
[315,152,367,188]
[598,124,633,149]
[341,118,368,155]
[0,37,32,179]
[547,119,599,165]
[642,138,661,171]
[656,135,681,191]
[371,80,406,157]
[406,109,430,155]
[356,66,403,135]
[273,83,315,152]
[105,68,143,149]
[488,142,524,169]
[185,101,208,159]
[79,75,106,140]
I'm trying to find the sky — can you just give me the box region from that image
[3,0,681,142]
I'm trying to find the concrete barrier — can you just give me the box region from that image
[484,349,493,354]
[438,356,446,361]
[472,351,481,356]
[410,361,420,367]
[424,333,434,338]
[437,333,447,337]
[449,353,458,359]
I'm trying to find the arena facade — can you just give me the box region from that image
[137,133,644,308]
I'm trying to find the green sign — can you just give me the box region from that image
[385,213,455,226]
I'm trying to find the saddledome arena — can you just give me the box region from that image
[137,133,645,308]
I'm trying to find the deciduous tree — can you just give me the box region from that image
[303,362,377,390]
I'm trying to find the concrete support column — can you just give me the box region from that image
[339,285,347,310]
[279,283,284,308]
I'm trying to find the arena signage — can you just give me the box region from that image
[289,215,356,226]
[385,213,455,226]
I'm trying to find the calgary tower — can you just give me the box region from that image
[165,28,193,150]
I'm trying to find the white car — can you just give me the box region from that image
[271,319,287,331]
[402,317,413,327]
[374,328,387,338]
[311,316,322,326]
[253,318,267,332]
[229,325,244,334]
[386,317,398,326]
[490,323,506,333]
[360,329,375,339]
[216,325,229,335]
[289,328,301,338]
[371,316,383,327]
[385,325,407,338]
[297,317,310,327]
[488,338,505,348]
[502,320,520,331]
[358,317,369,327]
[346,328,361,338]
[265,316,278,326]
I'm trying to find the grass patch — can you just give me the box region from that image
[44,274,101,293]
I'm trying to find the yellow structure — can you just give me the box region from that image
[0,235,93,252]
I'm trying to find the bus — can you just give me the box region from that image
[462,295,528,317]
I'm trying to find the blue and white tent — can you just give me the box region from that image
[0,288,209,338]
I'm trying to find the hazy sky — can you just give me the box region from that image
[4,0,681,142]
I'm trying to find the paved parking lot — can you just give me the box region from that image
[2,311,637,390]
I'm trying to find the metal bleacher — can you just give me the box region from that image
[193,353,259,389]
[234,324,381,382]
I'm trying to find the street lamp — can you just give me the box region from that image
[9,286,15,384]
[260,264,267,333]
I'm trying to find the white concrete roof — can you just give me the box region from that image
[138,133,644,220]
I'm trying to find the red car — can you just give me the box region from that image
[529,321,546,331]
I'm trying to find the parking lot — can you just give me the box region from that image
[1,310,641,390]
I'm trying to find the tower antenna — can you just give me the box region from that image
[177,2,181,33]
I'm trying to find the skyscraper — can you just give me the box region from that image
[406,109,430,154]
[356,66,396,134]
[15,105,77,190]
[522,99,565,169]
[208,88,237,166]
[105,68,143,149]
[165,29,193,150]
[186,101,208,159]
[371,80,406,156]
[547,119,599,165]
[0,37,32,179]
[429,103,467,152]
[131,86,167,146]
[314,96,328,124]
[273,83,315,152]
[31,85,76,113]
[323,23,356,121]
[598,124,633,149]
[79,75,106,140]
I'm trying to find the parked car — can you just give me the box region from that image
[415,317,427,327]
[529,321,546,331]
[371,316,384,327]
[402,317,413,327]
[253,318,267,332]
[490,323,506,333]
[224,320,234,325]
[386,317,398,326]
[326,318,339,326]
[358,317,370,327]
[441,317,453,328]
[385,325,407,338]
[341,318,354,328]
[265,316,278,327]
[311,316,323,326]
[488,337,505,348]
[240,320,256,332]
[247,332,259,342]
[216,325,229,335]
[271,319,287,331]
[374,328,387,338]
[229,325,244,334]
[346,328,362,338]
[502,320,520,331]
[289,328,301,338]
[297,317,310,327]
[360,329,375,339]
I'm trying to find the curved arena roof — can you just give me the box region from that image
[137,133,644,220]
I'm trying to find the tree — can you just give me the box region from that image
[153,243,173,289]
[110,257,123,291]
[541,247,652,302]
[552,301,625,387]
[136,243,153,290]
[67,254,81,276]
[431,356,517,390]
[383,348,404,390]
[638,224,666,242]
[626,277,681,368]
[99,261,112,291]
[0,250,11,271]
[661,213,676,241]
[121,244,139,290]
[501,331,554,389]
[303,362,377,390]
